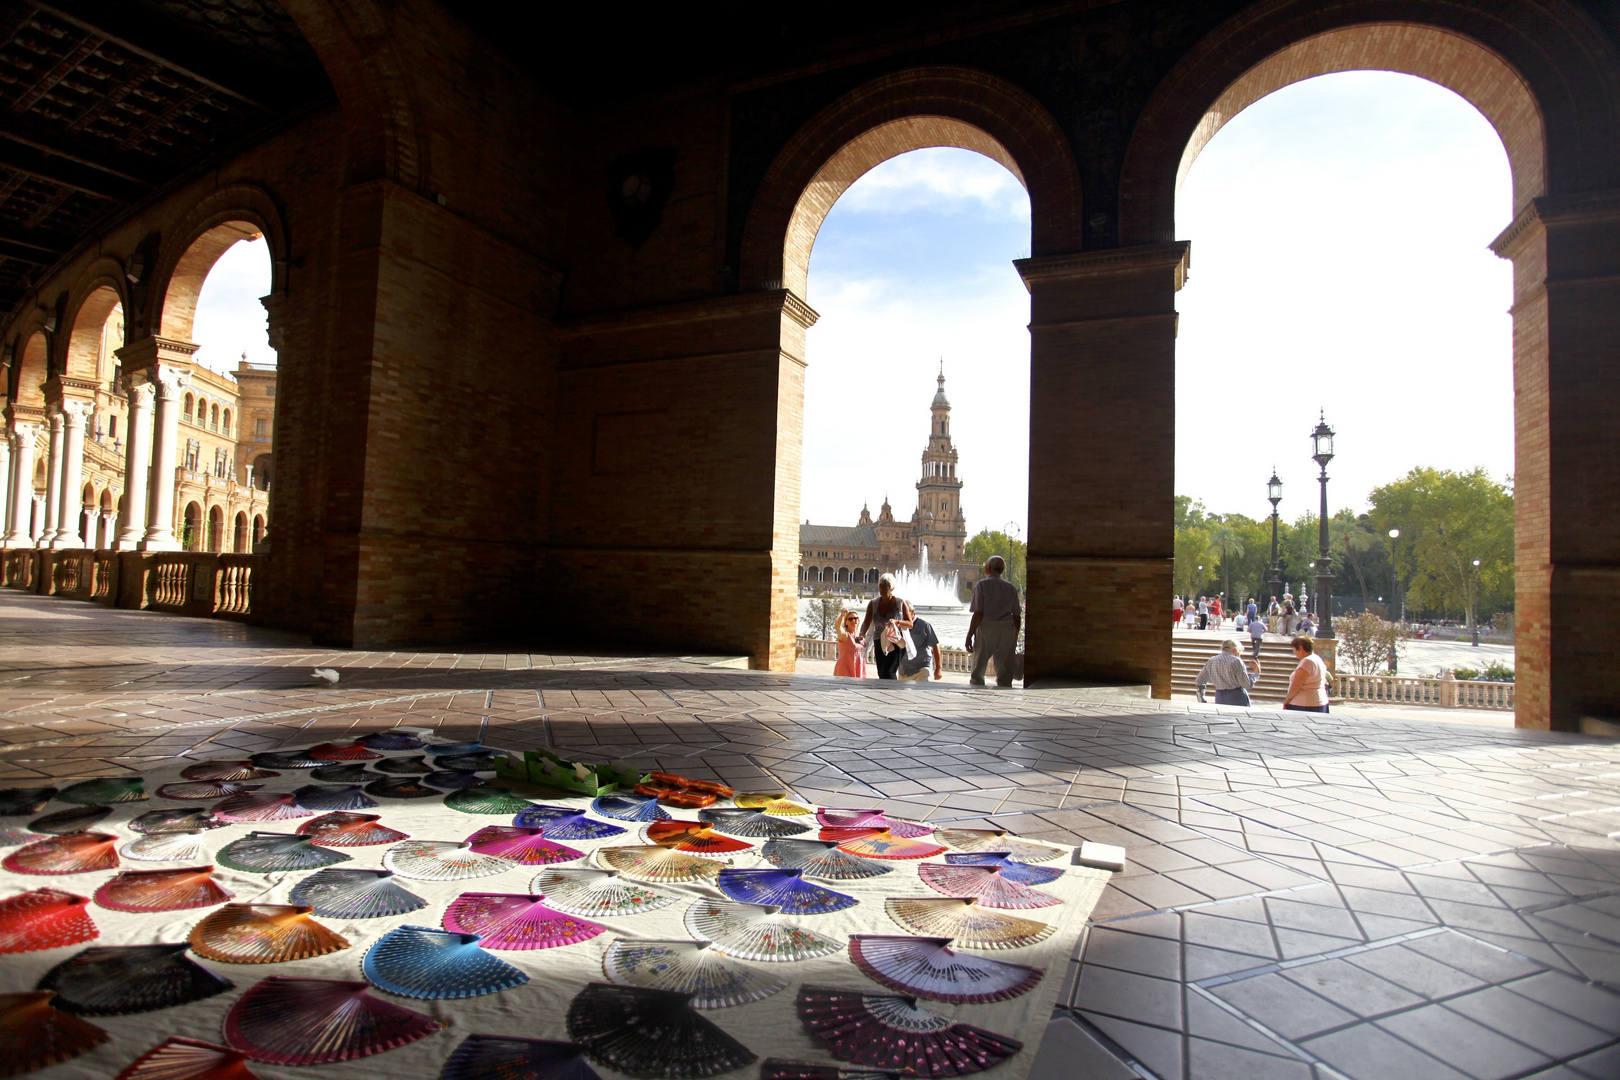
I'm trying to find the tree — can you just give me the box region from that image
[1330,511,1382,606]
[1369,468,1513,625]
[1174,524,1210,599]
[804,590,845,640]
[1335,611,1402,675]
[962,530,1026,593]
[1207,522,1245,607]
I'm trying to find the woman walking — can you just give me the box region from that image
[833,610,867,678]
[1284,637,1330,713]
[858,574,916,681]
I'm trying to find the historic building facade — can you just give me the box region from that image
[800,371,972,595]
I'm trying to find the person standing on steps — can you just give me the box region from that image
[965,555,1020,688]
[1248,607,1266,660]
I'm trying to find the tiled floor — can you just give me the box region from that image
[3,590,1617,1079]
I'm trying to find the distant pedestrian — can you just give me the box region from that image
[1284,637,1330,713]
[1267,595,1280,634]
[1248,611,1266,660]
[1296,611,1316,637]
[858,575,915,681]
[1246,598,1258,623]
[1195,639,1261,707]
[898,617,944,681]
[966,556,1020,687]
[833,610,866,678]
[1210,596,1223,629]
[1173,595,1184,630]
[1197,596,1209,630]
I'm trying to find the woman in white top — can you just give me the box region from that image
[1284,637,1330,713]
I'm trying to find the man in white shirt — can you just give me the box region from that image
[965,556,1021,687]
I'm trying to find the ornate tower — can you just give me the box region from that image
[915,366,967,564]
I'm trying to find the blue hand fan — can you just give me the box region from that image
[715,868,858,915]
[359,730,426,751]
[290,868,428,919]
[426,741,486,756]
[362,925,529,999]
[591,795,668,822]
[293,784,379,811]
[442,1034,602,1080]
[944,852,1064,886]
[513,805,627,840]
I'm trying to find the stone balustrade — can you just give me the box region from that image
[796,636,982,675]
[1332,670,1515,711]
[0,547,263,621]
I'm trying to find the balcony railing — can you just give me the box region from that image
[1,546,264,622]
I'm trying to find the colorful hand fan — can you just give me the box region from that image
[603,939,787,1008]
[292,784,378,811]
[946,854,1069,887]
[529,867,680,918]
[365,776,440,799]
[372,755,431,775]
[29,803,111,834]
[512,804,627,840]
[157,780,262,801]
[759,1060,908,1080]
[590,794,668,822]
[37,944,233,1015]
[59,776,146,805]
[128,807,223,834]
[796,986,1021,1077]
[181,760,279,782]
[934,829,1065,863]
[359,730,425,751]
[308,762,373,784]
[848,936,1044,1003]
[249,750,323,770]
[440,1035,601,1080]
[224,977,441,1065]
[567,983,756,1078]
[917,863,1062,909]
[816,810,934,837]
[716,868,858,915]
[0,826,41,847]
[467,826,583,866]
[684,899,842,962]
[761,838,895,881]
[298,811,408,846]
[435,752,499,773]
[883,898,1053,950]
[643,819,755,856]
[426,740,486,756]
[114,1037,261,1080]
[190,904,351,964]
[0,991,109,1074]
[443,893,604,950]
[3,831,119,875]
[122,830,209,862]
[383,839,512,881]
[289,868,428,919]
[0,786,57,815]
[0,889,97,953]
[216,832,351,873]
[821,829,945,860]
[425,770,492,790]
[699,808,812,838]
[309,740,383,761]
[734,793,813,816]
[362,925,529,999]
[212,792,311,823]
[596,845,727,884]
[446,787,534,815]
[94,866,233,912]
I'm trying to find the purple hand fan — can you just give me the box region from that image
[466,826,583,866]
[297,811,409,847]
[362,925,529,999]
[796,985,1022,1077]
[442,892,605,950]
[512,805,627,840]
[441,1034,602,1080]
[289,868,427,919]
[566,983,756,1078]
[715,868,857,915]
[292,784,378,811]
[698,808,812,838]
[761,838,894,881]
[358,730,426,751]
[157,780,262,801]
[180,760,279,782]
[944,851,1064,885]
[36,943,233,1015]
[916,863,1062,909]
[815,809,933,838]
[212,791,311,823]
[224,977,441,1065]
[590,794,669,822]
[848,935,1044,1003]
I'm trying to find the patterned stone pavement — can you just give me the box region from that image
[3,590,1617,1079]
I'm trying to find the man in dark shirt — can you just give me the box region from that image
[898,617,943,681]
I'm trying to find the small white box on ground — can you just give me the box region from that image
[1075,842,1127,872]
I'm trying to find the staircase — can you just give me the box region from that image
[1171,635,1299,702]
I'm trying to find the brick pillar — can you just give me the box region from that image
[1492,191,1620,731]
[1016,243,1188,695]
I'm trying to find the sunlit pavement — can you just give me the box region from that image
[4,590,1616,1080]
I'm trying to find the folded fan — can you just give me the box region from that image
[512,804,627,840]
[211,791,311,823]
[566,983,756,1078]
[58,776,146,805]
[466,825,583,866]
[372,755,432,775]
[442,892,604,950]
[603,939,787,1008]
[121,830,209,863]
[684,898,842,962]
[181,760,278,782]
[445,787,536,815]
[643,819,755,856]
[933,828,1065,863]
[94,866,232,912]
[715,868,858,915]
[796,985,1021,1077]
[127,807,222,834]
[440,1035,601,1080]
[815,809,934,837]
[435,751,499,773]
[29,804,111,834]
[292,784,378,811]
[308,762,374,784]
[596,845,727,885]
[223,977,441,1066]
[216,831,351,873]
[157,780,262,801]
[0,991,110,1074]
[249,750,324,770]
[0,786,58,815]
[364,776,441,799]
[883,897,1054,949]
[848,935,1044,1003]
[529,867,679,918]
[759,1060,909,1080]
[916,863,1062,909]
[943,851,1064,885]
[37,943,233,1015]
[113,1037,261,1080]
[3,831,119,875]
[362,925,529,999]
[760,838,894,881]
[289,868,427,919]
[590,793,669,822]
[424,770,490,789]
[382,839,512,881]
[734,793,813,816]
[308,740,384,761]
[819,828,945,861]
[190,904,351,964]
[698,808,812,838]
[358,730,426,751]
[297,811,409,846]
[0,889,97,953]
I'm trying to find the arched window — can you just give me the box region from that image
[207,505,224,552]
[183,503,203,551]
[252,515,265,546]
[234,512,248,553]
[183,394,194,422]
[222,409,231,435]
[210,404,219,431]
[108,415,117,440]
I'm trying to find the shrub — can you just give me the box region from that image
[1335,611,1403,675]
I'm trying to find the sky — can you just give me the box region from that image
[191,236,275,374]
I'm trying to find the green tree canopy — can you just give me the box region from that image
[962,530,1026,593]
[1369,467,1513,625]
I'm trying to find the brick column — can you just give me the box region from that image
[49,401,90,549]
[113,379,155,549]
[2,426,33,547]
[1492,191,1620,731]
[1016,243,1188,695]
[39,410,64,548]
[139,366,191,552]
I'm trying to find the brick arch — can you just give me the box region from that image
[741,66,1084,297]
[61,261,129,381]
[1119,0,1620,244]
[9,331,49,409]
[153,185,289,343]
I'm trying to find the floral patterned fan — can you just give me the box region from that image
[0,991,110,1074]
[815,810,934,837]
[289,868,428,919]
[528,867,680,918]
[883,898,1054,950]
[683,898,843,962]
[0,888,97,953]
[933,829,1066,863]
[382,840,512,882]
[362,925,529,999]
[121,830,209,863]
[442,892,605,950]
[189,904,351,964]
[566,983,756,1078]
[466,826,583,866]
[848,935,1044,1003]
[590,794,669,822]
[643,820,755,857]
[223,977,441,1065]
[916,863,1062,909]
[819,829,945,861]
[595,845,727,885]
[216,832,351,873]
[758,1061,909,1080]
[211,792,311,823]
[297,811,409,847]
[127,807,223,834]
[445,787,536,815]
[698,808,812,838]
[512,804,627,840]
[603,939,787,1008]
[37,944,233,1015]
[715,868,858,915]
[94,866,233,912]
[796,985,1021,1077]
[761,838,895,881]
[3,831,120,875]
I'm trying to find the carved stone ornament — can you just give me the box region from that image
[119,374,157,406]
[151,366,192,399]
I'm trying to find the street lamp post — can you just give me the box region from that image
[1471,558,1482,647]
[1311,413,1336,638]
[1388,528,1401,623]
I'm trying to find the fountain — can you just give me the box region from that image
[892,544,966,612]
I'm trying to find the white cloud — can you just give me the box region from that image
[190,237,276,373]
[832,148,1031,219]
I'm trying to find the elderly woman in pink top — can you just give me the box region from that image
[832,610,867,678]
[1284,636,1331,713]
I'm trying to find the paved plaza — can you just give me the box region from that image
[2,590,1617,1079]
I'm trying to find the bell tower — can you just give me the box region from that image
[915,364,967,565]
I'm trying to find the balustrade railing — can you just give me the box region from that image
[0,547,264,622]
[91,553,115,599]
[796,637,986,676]
[1333,671,1514,711]
[216,556,255,616]
[149,557,190,609]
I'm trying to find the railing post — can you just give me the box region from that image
[1440,670,1458,708]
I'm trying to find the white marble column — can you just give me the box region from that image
[139,367,189,552]
[40,411,64,547]
[98,511,116,549]
[114,379,155,549]
[2,427,33,546]
[50,401,90,549]
[0,435,10,539]
[30,495,45,542]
